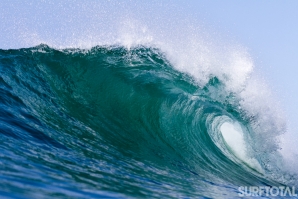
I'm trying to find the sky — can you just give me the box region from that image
[0,1,297,148]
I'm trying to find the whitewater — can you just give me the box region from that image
[0,1,297,198]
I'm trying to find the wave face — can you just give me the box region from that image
[0,44,294,198]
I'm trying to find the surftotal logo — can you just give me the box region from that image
[238,186,297,197]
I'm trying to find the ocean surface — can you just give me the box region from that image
[0,44,296,198]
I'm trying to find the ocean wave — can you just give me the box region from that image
[0,44,295,198]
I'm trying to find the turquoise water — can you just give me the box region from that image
[0,44,295,198]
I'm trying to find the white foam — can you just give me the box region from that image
[220,122,263,173]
